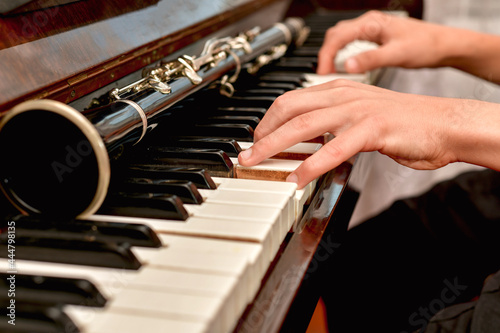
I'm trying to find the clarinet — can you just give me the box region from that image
[0,18,308,218]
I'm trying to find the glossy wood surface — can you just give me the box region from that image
[0,0,160,49]
[0,0,82,15]
[0,0,290,114]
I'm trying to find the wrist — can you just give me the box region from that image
[435,26,477,68]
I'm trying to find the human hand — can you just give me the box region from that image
[237,79,489,189]
[317,10,454,74]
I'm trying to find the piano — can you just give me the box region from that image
[0,1,396,332]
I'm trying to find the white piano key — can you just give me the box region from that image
[213,176,298,193]
[200,188,294,231]
[302,72,369,87]
[133,236,261,307]
[157,234,265,282]
[183,202,284,256]
[238,141,322,160]
[231,157,303,182]
[7,257,239,296]
[66,273,238,333]
[89,214,274,261]
[91,198,283,265]
[67,307,209,333]
[131,266,243,325]
[156,233,266,303]
[8,249,247,332]
[107,289,225,330]
[212,177,298,229]
[5,256,244,332]
[212,174,316,228]
[132,249,250,329]
[292,178,318,227]
[143,248,255,317]
[133,246,248,276]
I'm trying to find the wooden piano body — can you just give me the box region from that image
[0,1,394,331]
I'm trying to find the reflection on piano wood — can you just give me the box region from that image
[0,1,385,332]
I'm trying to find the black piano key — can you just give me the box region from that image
[191,123,254,142]
[214,107,267,119]
[229,72,295,92]
[279,56,318,64]
[9,215,162,248]
[254,82,297,91]
[0,273,106,307]
[0,304,79,333]
[204,116,260,131]
[114,178,203,204]
[219,95,276,109]
[100,192,189,220]
[261,71,309,81]
[258,74,306,87]
[304,28,329,34]
[272,63,317,73]
[271,63,317,73]
[145,138,243,157]
[0,237,141,269]
[231,88,286,98]
[291,47,321,57]
[137,147,234,178]
[300,37,325,46]
[153,123,254,142]
[121,166,217,190]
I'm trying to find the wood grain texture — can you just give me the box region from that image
[0,0,291,114]
[0,0,160,49]
[0,0,82,15]
[235,167,292,182]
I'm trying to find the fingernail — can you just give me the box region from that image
[345,58,360,73]
[239,148,252,162]
[286,173,298,184]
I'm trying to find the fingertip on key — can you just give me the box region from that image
[286,173,298,184]
[238,148,252,165]
[345,57,360,73]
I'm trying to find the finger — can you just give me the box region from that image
[239,107,343,166]
[287,123,377,189]
[317,11,388,74]
[252,89,334,142]
[344,44,399,73]
[254,80,376,142]
[317,23,360,74]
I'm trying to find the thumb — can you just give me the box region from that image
[344,45,395,73]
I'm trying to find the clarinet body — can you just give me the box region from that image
[0,18,307,218]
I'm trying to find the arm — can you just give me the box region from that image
[317,11,500,84]
[238,80,500,189]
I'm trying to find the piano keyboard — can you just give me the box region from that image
[1,10,381,333]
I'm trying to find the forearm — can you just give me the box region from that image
[447,99,500,170]
[438,27,500,84]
